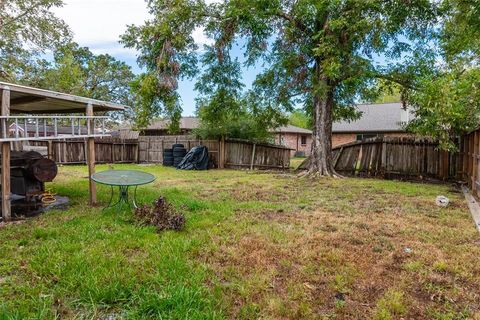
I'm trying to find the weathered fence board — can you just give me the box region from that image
[138,136,291,169]
[301,137,455,180]
[29,138,138,164]
[460,131,480,197]
[224,139,291,170]
[138,136,220,165]
[23,135,291,170]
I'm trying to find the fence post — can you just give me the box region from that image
[463,135,468,182]
[111,141,114,163]
[135,141,139,163]
[86,103,97,205]
[470,133,475,188]
[250,143,256,170]
[219,136,225,169]
[1,88,11,221]
[147,137,150,163]
[121,140,125,163]
[381,139,387,174]
[47,140,53,160]
[474,131,479,192]
[440,150,449,181]
[161,139,164,164]
[457,136,464,180]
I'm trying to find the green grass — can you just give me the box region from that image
[289,157,306,169]
[0,164,479,319]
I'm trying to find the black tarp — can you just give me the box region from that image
[176,146,210,170]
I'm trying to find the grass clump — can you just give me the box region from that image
[373,290,407,320]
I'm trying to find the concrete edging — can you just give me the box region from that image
[461,185,480,234]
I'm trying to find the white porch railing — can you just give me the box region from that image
[0,115,110,142]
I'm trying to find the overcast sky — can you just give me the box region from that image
[53,0,220,115]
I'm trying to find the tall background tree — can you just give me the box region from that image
[404,1,480,150]
[37,44,133,103]
[123,0,439,175]
[121,0,203,130]
[231,1,440,175]
[28,43,136,121]
[122,0,287,136]
[0,0,70,81]
[0,0,134,122]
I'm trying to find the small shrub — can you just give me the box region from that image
[134,197,186,232]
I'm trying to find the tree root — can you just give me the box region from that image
[304,168,344,179]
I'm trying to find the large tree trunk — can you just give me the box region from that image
[308,68,337,176]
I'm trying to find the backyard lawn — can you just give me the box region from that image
[1,164,479,319]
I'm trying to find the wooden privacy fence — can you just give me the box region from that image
[460,130,480,196]
[326,137,456,180]
[138,136,291,169]
[138,136,220,165]
[224,139,291,169]
[29,138,138,164]
[21,135,291,169]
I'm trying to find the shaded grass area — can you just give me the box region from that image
[0,164,479,319]
[290,157,306,170]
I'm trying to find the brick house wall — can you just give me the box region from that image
[332,133,356,148]
[275,132,312,157]
[332,132,413,148]
[275,131,412,156]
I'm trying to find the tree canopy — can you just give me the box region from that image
[0,0,71,81]
[403,0,480,150]
[123,0,440,174]
[29,43,135,106]
[0,1,134,122]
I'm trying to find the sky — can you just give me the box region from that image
[53,0,255,116]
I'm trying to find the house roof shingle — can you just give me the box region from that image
[120,103,406,135]
[274,125,312,134]
[332,102,410,133]
[144,117,200,130]
[128,117,312,134]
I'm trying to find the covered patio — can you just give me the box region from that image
[0,82,128,221]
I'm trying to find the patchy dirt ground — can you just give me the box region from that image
[197,175,480,319]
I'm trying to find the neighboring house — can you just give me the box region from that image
[141,117,199,136]
[273,125,313,157]
[115,103,409,156]
[332,102,412,147]
[274,102,413,155]
[115,117,312,157]
[115,116,199,139]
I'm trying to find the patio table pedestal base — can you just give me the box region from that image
[103,185,138,212]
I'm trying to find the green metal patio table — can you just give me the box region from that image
[91,170,156,211]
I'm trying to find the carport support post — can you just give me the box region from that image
[1,88,10,221]
[86,103,97,205]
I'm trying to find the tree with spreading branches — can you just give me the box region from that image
[0,0,71,81]
[123,0,439,176]
[404,1,480,150]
